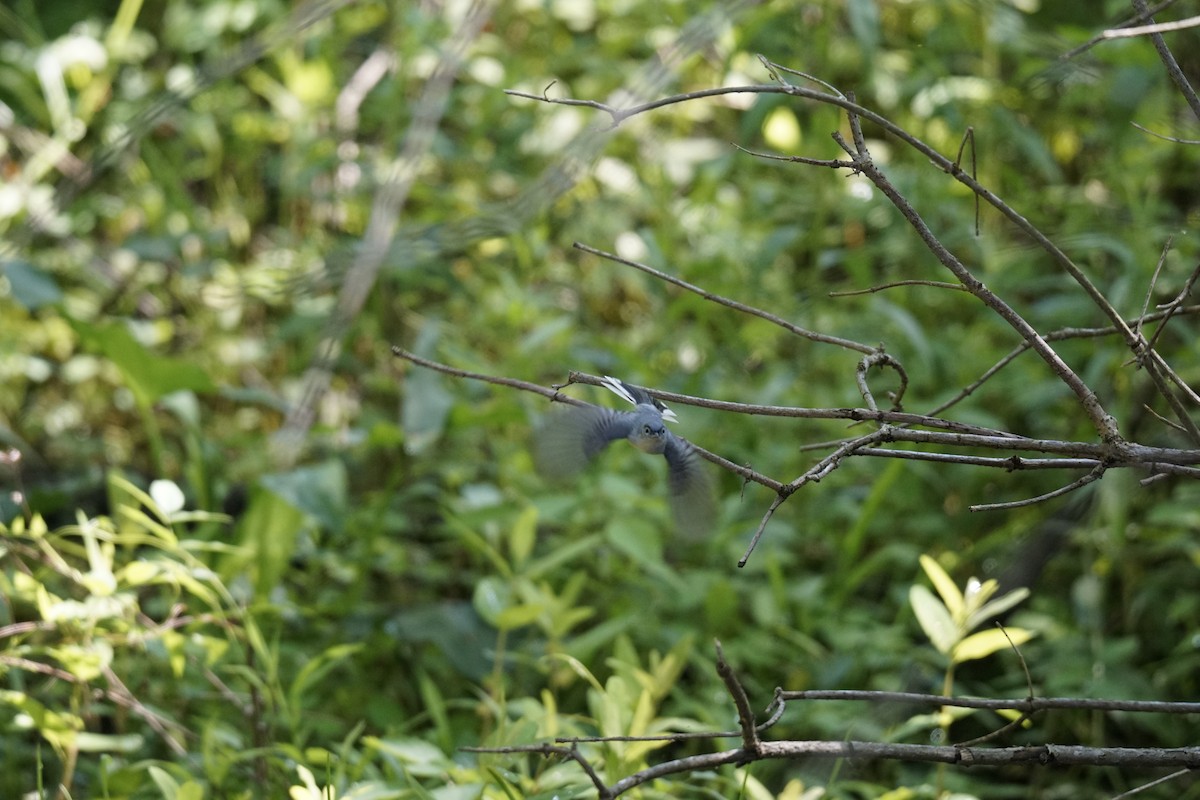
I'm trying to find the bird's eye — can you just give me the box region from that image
[643,425,654,435]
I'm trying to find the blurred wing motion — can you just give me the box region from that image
[534,405,635,479]
[663,434,716,537]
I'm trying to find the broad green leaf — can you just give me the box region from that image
[362,737,451,777]
[910,584,957,655]
[260,461,348,533]
[472,576,511,627]
[4,260,62,309]
[494,602,546,631]
[225,487,307,599]
[70,318,215,405]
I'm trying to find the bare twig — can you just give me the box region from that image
[1103,13,1200,38]
[779,689,1200,715]
[1111,769,1192,797]
[954,126,980,236]
[1134,238,1171,339]
[969,464,1107,512]
[573,242,876,354]
[856,350,908,411]
[715,641,760,755]
[731,142,853,169]
[1131,121,1200,144]
[829,280,968,297]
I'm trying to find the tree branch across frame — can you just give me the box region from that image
[462,641,1200,800]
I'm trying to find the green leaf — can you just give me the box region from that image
[70,318,215,405]
[909,584,957,655]
[362,737,451,777]
[494,602,545,631]
[967,587,1030,631]
[508,504,538,570]
[148,765,181,800]
[472,576,511,627]
[952,627,1033,663]
[288,643,364,717]
[73,732,144,752]
[3,260,62,309]
[260,460,348,533]
[523,533,602,581]
[919,554,963,620]
[225,486,307,599]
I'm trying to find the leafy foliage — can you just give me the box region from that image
[2,0,1200,798]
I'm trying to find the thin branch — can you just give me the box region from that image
[968,464,1107,512]
[715,640,760,755]
[465,742,612,798]
[854,449,1102,471]
[738,428,892,566]
[731,142,853,169]
[778,690,1200,715]
[1146,259,1200,355]
[1103,13,1200,38]
[954,126,980,236]
[391,349,785,492]
[856,350,908,411]
[391,346,575,404]
[573,242,876,354]
[1131,121,1200,144]
[1134,238,1171,339]
[757,55,845,98]
[1111,769,1192,798]
[829,280,969,297]
[739,494,787,568]
[925,306,1200,420]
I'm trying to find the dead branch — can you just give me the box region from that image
[466,645,1200,799]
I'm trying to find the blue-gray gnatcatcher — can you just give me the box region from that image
[535,376,715,535]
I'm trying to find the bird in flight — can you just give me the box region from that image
[535,376,716,536]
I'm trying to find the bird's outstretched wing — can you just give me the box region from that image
[534,405,635,479]
[663,434,716,537]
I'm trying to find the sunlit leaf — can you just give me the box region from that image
[952,627,1033,663]
[920,554,964,620]
[910,584,957,655]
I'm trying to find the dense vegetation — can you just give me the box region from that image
[3,1,1200,797]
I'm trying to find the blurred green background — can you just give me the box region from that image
[2,0,1200,797]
